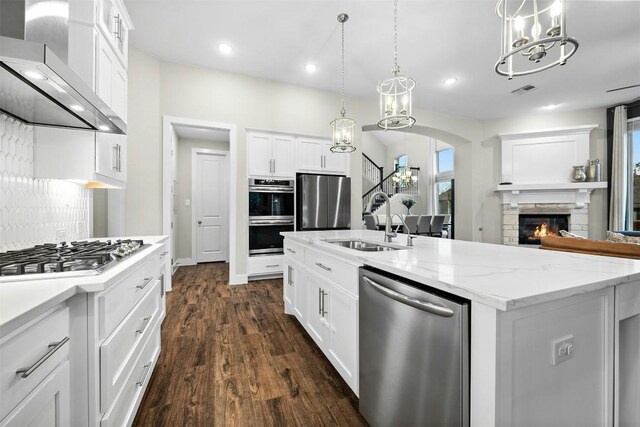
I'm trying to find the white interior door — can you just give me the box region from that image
[194,151,228,263]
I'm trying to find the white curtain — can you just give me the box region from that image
[609,105,628,231]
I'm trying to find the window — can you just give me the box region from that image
[435,148,454,215]
[395,154,409,171]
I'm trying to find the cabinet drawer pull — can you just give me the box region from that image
[315,262,332,272]
[266,264,279,268]
[136,363,151,386]
[318,288,322,315]
[16,337,69,378]
[136,316,152,334]
[160,251,168,256]
[286,248,296,254]
[137,276,154,289]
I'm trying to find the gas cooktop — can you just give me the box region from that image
[0,239,148,280]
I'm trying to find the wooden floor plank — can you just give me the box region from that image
[132,262,367,426]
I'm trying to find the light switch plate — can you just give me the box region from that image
[551,334,575,366]
[185,199,191,206]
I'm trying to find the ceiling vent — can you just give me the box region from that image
[511,85,536,95]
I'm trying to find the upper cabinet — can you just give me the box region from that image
[298,137,348,175]
[248,132,350,179]
[248,132,296,178]
[35,0,132,188]
[97,0,133,68]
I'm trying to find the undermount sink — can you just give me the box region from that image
[326,239,406,252]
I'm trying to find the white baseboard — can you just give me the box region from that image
[176,258,196,266]
[229,274,248,285]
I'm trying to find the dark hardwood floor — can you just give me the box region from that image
[133,262,367,427]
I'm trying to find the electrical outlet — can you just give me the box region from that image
[56,228,66,242]
[185,199,191,206]
[551,335,575,366]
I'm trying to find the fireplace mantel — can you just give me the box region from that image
[496,182,607,209]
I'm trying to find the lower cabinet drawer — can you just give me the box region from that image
[305,248,359,295]
[100,279,161,412]
[284,239,304,263]
[99,252,159,339]
[0,306,69,420]
[101,325,160,427]
[249,255,283,276]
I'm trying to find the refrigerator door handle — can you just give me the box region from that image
[362,276,455,318]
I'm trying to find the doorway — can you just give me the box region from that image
[162,117,240,283]
[193,150,229,263]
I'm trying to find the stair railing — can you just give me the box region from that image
[362,167,420,212]
[362,153,384,186]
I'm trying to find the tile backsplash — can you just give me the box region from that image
[0,114,90,251]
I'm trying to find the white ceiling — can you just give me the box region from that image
[124,0,640,121]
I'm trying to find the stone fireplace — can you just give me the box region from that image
[496,125,605,246]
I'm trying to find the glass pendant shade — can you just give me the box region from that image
[377,0,416,130]
[495,0,578,79]
[378,71,416,130]
[330,112,356,153]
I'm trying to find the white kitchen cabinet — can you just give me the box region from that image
[68,244,164,427]
[283,239,360,395]
[34,0,131,188]
[248,132,295,178]
[305,270,330,349]
[0,362,70,427]
[298,137,348,175]
[325,282,358,393]
[0,306,70,423]
[97,0,133,68]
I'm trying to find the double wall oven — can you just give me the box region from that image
[248,178,294,255]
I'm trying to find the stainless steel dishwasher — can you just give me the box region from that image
[359,267,470,427]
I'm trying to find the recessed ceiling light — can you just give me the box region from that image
[444,77,457,86]
[23,70,45,80]
[542,104,560,110]
[70,104,84,112]
[305,63,317,73]
[98,125,110,131]
[218,43,233,55]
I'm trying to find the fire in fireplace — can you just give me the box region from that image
[519,214,569,245]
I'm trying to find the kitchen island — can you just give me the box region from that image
[282,230,640,426]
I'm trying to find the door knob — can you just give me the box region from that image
[198,220,202,225]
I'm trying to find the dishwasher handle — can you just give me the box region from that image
[362,276,455,318]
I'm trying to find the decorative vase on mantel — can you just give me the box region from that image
[572,165,587,182]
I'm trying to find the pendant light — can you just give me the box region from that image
[495,0,579,79]
[377,0,415,130]
[330,13,356,153]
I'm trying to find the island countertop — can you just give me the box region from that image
[281,230,640,311]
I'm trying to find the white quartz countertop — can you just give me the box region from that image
[0,235,168,337]
[282,230,640,311]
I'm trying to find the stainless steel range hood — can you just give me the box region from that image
[0,0,126,134]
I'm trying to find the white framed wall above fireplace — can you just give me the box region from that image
[495,125,606,245]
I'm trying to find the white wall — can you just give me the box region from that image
[124,46,482,278]
[175,137,230,261]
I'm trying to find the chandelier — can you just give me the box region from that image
[392,165,417,187]
[377,0,415,130]
[330,13,356,153]
[495,0,579,79]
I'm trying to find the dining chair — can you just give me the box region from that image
[417,215,432,235]
[364,214,378,230]
[403,215,419,234]
[430,215,446,237]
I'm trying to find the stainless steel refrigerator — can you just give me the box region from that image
[296,174,351,230]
